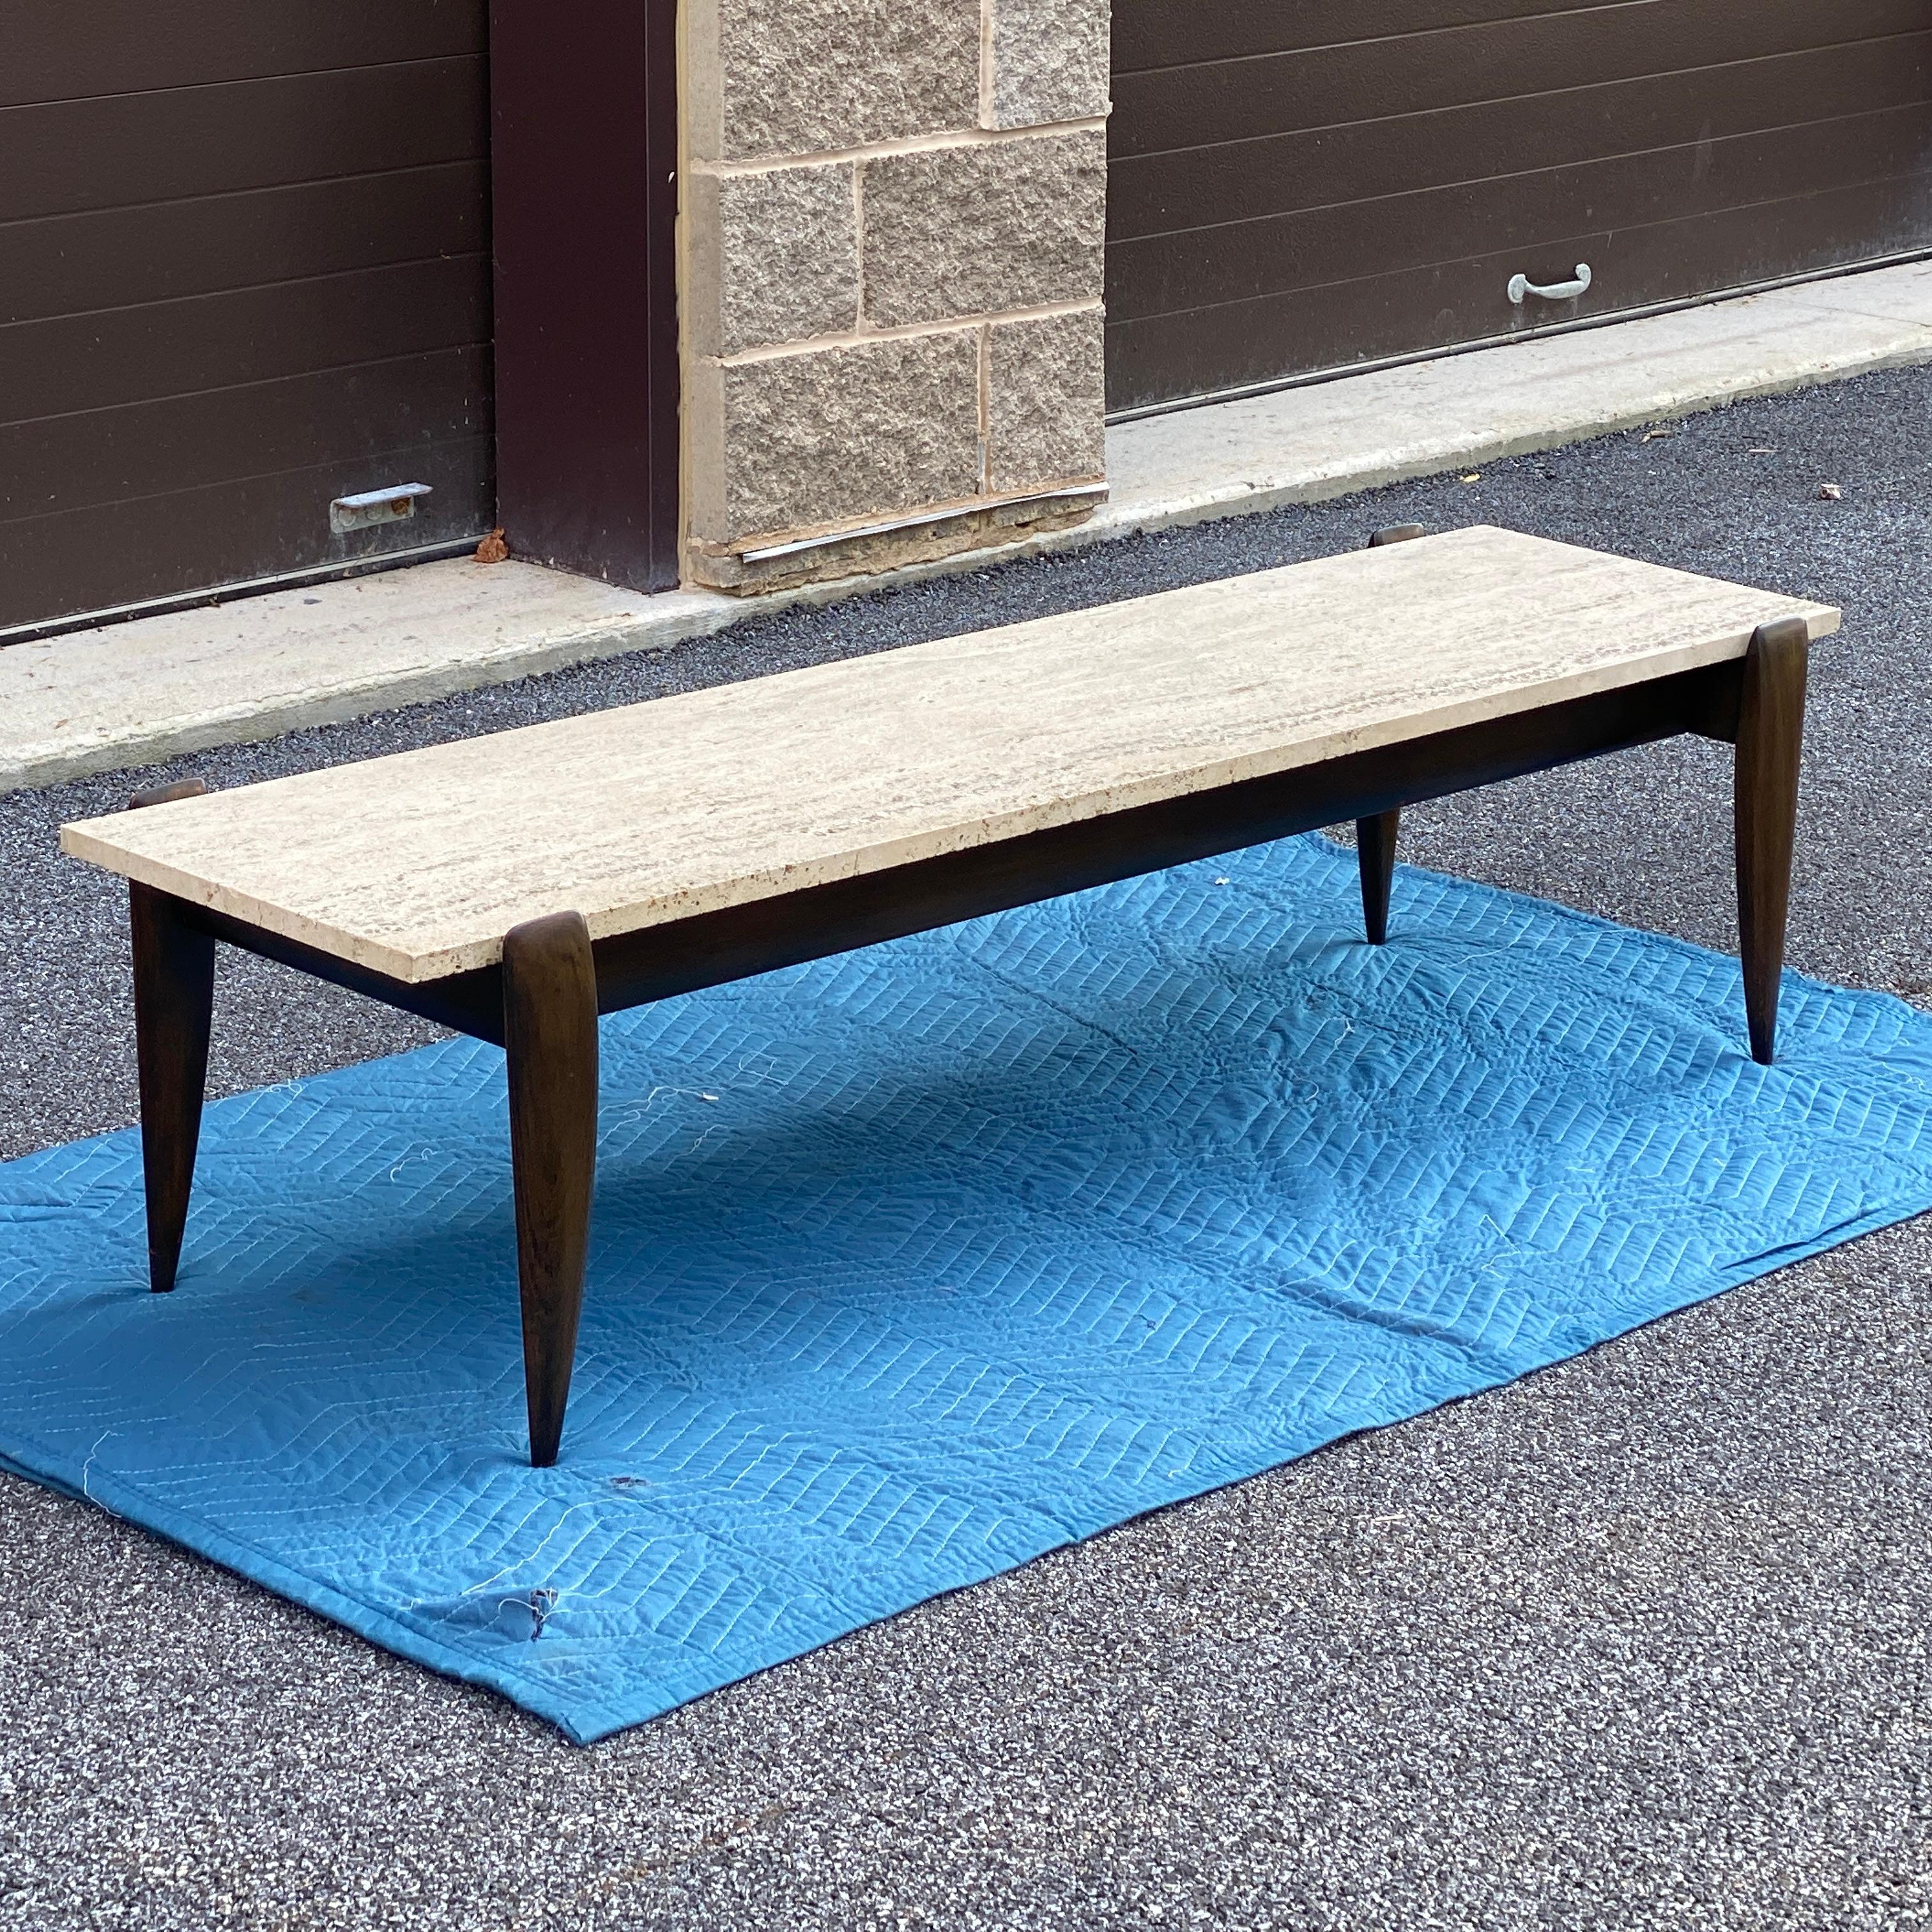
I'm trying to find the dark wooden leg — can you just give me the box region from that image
[130,884,217,1293]
[1735,616,1810,1066]
[1356,809,1400,945]
[502,910,599,1468]
[125,779,218,1294]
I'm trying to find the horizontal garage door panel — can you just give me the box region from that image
[0,438,493,627]
[6,257,491,422]
[1109,0,1932,412]
[1112,0,1929,157]
[3,3,485,105]
[3,348,492,517]
[1,11,493,631]
[2,60,486,220]
[0,164,489,326]
[1109,173,1932,406]
[1116,1,1614,74]
[1112,103,1932,321]
[1110,35,1932,239]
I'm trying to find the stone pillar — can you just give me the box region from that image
[682,0,1109,592]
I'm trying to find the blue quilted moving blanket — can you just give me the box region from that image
[3,834,1929,1742]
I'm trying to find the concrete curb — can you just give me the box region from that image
[6,259,1931,795]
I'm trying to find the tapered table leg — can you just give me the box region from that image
[1356,809,1400,946]
[130,884,217,1292]
[1734,616,1810,1066]
[126,779,218,1294]
[502,910,599,1468]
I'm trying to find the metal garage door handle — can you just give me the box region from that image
[1508,263,1592,305]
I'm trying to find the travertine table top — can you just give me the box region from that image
[62,526,1839,984]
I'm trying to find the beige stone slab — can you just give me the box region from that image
[63,527,1837,985]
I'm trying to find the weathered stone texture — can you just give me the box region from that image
[691,489,1101,593]
[689,0,981,162]
[987,307,1106,491]
[688,163,857,358]
[689,331,983,543]
[861,130,1107,327]
[987,0,1109,129]
[680,0,1110,585]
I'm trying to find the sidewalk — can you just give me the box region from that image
[6,257,1931,793]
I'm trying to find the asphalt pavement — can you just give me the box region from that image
[2,364,1929,1929]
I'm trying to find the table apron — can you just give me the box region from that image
[178,657,1744,1048]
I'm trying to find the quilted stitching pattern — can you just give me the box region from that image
[3,835,1930,1743]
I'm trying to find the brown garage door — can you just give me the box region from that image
[1108,1,1932,415]
[0,4,494,634]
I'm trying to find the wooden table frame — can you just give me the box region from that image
[122,530,1810,1467]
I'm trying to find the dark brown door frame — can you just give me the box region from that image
[489,0,681,591]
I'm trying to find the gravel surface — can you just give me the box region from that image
[3,365,1930,1929]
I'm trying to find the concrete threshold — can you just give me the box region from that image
[8,258,1932,795]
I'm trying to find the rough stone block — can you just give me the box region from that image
[987,0,1109,129]
[987,306,1107,491]
[687,163,858,358]
[687,330,983,544]
[687,0,980,162]
[861,130,1107,328]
